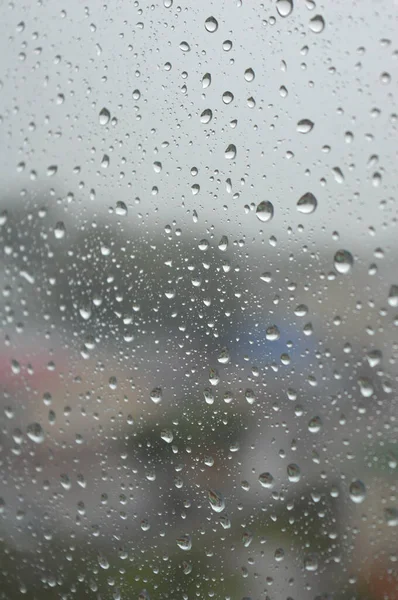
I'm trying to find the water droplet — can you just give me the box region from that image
[204,16,218,33]
[47,165,58,177]
[309,15,325,33]
[245,389,256,404]
[208,489,225,512]
[276,0,293,17]
[218,235,228,251]
[176,534,192,551]
[304,554,319,571]
[225,144,237,160]
[54,221,66,239]
[244,68,255,82]
[259,472,274,488]
[308,416,322,433]
[99,108,110,125]
[222,40,233,51]
[115,201,128,216]
[266,325,280,341]
[388,284,398,307]
[217,347,230,364]
[150,387,162,404]
[242,531,253,547]
[60,473,71,490]
[202,73,211,88]
[332,167,345,183]
[161,429,173,443]
[219,513,231,529]
[26,422,44,443]
[366,349,382,367]
[349,480,366,504]
[358,377,374,398]
[334,249,353,274]
[287,463,301,482]
[222,91,234,104]
[297,192,317,214]
[182,561,192,575]
[256,201,274,222]
[200,109,213,124]
[297,119,314,134]
[179,41,190,52]
[384,507,398,526]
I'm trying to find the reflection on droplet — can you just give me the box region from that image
[334,249,353,274]
[297,192,317,214]
[256,201,274,222]
[276,0,293,17]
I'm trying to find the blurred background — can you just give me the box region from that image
[0,1,397,599]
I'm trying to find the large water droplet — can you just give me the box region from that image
[54,221,66,239]
[150,387,162,404]
[276,0,293,17]
[176,534,192,550]
[349,480,366,503]
[204,16,218,32]
[334,249,353,274]
[259,472,274,488]
[297,119,314,134]
[26,422,44,443]
[287,463,301,482]
[208,489,225,512]
[225,144,236,160]
[256,201,274,222]
[309,14,325,33]
[388,284,398,307]
[297,192,317,214]
[200,109,213,124]
[384,507,398,526]
[99,107,110,125]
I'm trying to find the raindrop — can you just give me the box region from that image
[297,192,317,214]
[176,534,192,551]
[225,144,237,160]
[256,201,274,222]
[217,347,230,364]
[309,15,325,33]
[334,249,353,274]
[200,109,213,124]
[308,416,322,433]
[99,107,110,125]
[115,201,128,216]
[388,284,398,307]
[276,0,293,17]
[150,387,162,404]
[161,429,173,443]
[259,472,274,488]
[47,165,58,176]
[54,221,66,239]
[26,422,44,443]
[244,68,255,82]
[349,480,366,504]
[297,119,314,133]
[208,489,225,512]
[266,325,280,341]
[204,17,218,33]
[179,41,190,52]
[384,508,398,526]
[222,91,234,104]
[287,463,301,482]
[202,73,211,88]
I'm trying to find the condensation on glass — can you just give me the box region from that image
[0,1,397,599]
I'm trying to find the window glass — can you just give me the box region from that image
[0,1,397,599]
